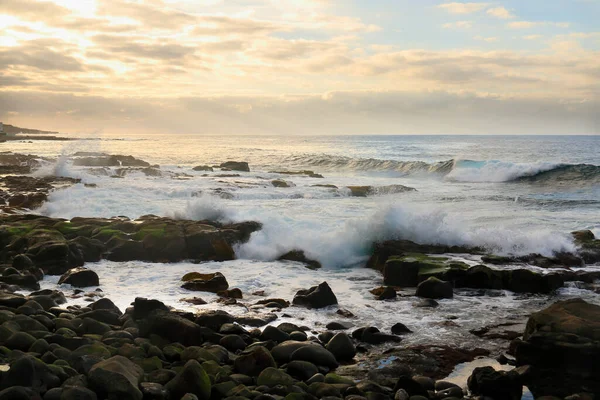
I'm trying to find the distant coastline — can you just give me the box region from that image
[1,123,72,141]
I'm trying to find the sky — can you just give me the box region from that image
[0,0,598,135]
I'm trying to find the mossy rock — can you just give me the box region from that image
[132,225,167,241]
[257,367,295,387]
[201,360,229,377]
[71,343,112,359]
[135,356,163,372]
[91,227,129,242]
[324,373,354,385]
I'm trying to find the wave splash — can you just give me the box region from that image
[176,198,576,268]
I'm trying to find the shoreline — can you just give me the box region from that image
[0,151,599,398]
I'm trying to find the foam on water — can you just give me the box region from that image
[446,159,560,182]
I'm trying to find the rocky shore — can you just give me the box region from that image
[0,152,599,399]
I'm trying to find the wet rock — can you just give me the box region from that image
[257,367,295,386]
[88,355,144,399]
[514,298,600,396]
[261,326,290,343]
[181,272,229,293]
[326,332,356,361]
[193,165,214,172]
[181,297,207,305]
[290,344,339,368]
[164,360,211,400]
[415,277,453,299]
[467,366,522,400]
[292,282,337,309]
[219,161,250,172]
[271,179,292,188]
[137,309,206,346]
[233,346,277,376]
[58,267,99,288]
[286,360,319,381]
[370,286,396,300]
[74,154,150,167]
[460,265,503,289]
[278,250,322,270]
[391,323,412,335]
[393,375,428,397]
[218,288,243,299]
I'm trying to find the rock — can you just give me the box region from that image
[278,250,322,270]
[6,332,37,351]
[220,334,247,352]
[467,366,522,400]
[61,387,98,400]
[233,346,277,376]
[326,332,356,361]
[391,323,412,335]
[271,180,292,188]
[217,288,243,299]
[271,341,314,364]
[181,297,207,305]
[219,161,250,172]
[261,326,290,343]
[138,310,208,347]
[257,367,295,386]
[370,286,396,300]
[415,277,453,299]
[325,321,352,330]
[514,298,600,396]
[0,387,38,400]
[286,360,319,381]
[88,356,144,400]
[58,267,99,288]
[181,272,229,293]
[292,282,337,309]
[393,376,428,397]
[290,344,339,368]
[11,254,34,270]
[164,360,211,400]
[193,165,214,172]
[460,264,504,289]
[4,355,60,393]
[131,297,170,319]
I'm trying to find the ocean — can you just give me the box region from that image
[6,133,600,349]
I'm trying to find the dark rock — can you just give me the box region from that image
[393,376,428,397]
[292,282,337,309]
[219,161,250,172]
[233,346,277,376]
[257,367,295,387]
[286,360,319,381]
[370,286,397,300]
[220,335,247,352]
[164,360,211,400]
[58,267,99,288]
[290,345,339,368]
[460,265,503,289]
[278,251,322,270]
[131,297,170,320]
[0,387,38,400]
[467,366,522,400]
[261,326,290,343]
[89,355,144,400]
[415,277,453,299]
[391,323,412,335]
[61,387,98,400]
[193,166,213,172]
[181,272,229,293]
[514,298,600,396]
[325,332,356,361]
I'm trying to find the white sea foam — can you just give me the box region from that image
[446,159,559,182]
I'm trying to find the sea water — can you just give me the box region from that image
[5,133,600,348]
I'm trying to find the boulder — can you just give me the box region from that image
[290,344,339,368]
[467,366,522,400]
[58,267,99,288]
[326,332,356,361]
[181,272,229,293]
[138,309,206,346]
[233,346,276,376]
[278,250,322,270]
[219,161,250,172]
[88,355,144,400]
[370,286,396,300]
[514,298,600,396]
[256,367,295,387]
[292,282,337,309]
[193,166,213,172]
[415,277,453,299]
[164,360,211,400]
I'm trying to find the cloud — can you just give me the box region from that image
[523,35,543,40]
[486,6,514,19]
[0,0,71,22]
[0,39,84,71]
[443,21,473,29]
[437,2,489,14]
[508,21,570,29]
[96,0,197,28]
[474,36,498,42]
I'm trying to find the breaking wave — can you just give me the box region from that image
[286,154,600,184]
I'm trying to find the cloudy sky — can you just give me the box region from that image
[0,0,598,135]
